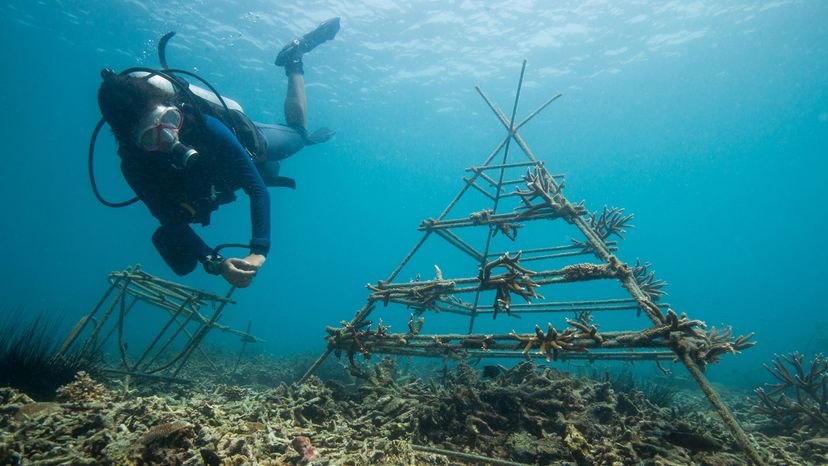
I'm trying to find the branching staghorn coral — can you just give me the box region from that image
[492,222,523,241]
[631,259,667,301]
[479,252,543,319]
[509,320,602,362]
[753,352,828,431]
[585,206,634,240]
[367,265,455,310]
[665,319,755,369]
[512,168,585,220]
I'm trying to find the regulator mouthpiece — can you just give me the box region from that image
[171,141,199,169]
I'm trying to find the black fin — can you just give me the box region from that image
[305,127,336,145]
[266,176,296,189]
[158,31,176,69]
[275,17,341,67]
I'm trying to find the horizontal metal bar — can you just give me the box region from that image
[489,242,618,257]
[420,209,563,231]
[109,270,234,304]
[475,305,641,314]
[378,264,604,290]
[518,249,611,262]
[489,298,639,307]
[379,299,474,317]
[466,160,544,172]
[411,444,531,466]
[347,346,675,362]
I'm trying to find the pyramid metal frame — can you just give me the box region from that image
[303,62,764,464]
[59,265,260,383]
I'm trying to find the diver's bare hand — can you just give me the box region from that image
[242,253,266,270]
[221,257,258,288]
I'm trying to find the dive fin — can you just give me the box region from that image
[158,31,176,69]
[304,127,336,145]
[266,176,296,189]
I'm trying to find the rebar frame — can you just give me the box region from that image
[302,62,765,464]
[59,264,260,383]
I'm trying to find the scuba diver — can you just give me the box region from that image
[95,18,340,288]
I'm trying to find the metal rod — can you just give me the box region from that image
[58,278,120,356]
[379,300,474,317]
[300,297,378,383]
[469,60,528,335]
[411,444,531,466]
[109,270,234,303]
[514,93,563,131]
[463,177,496,201]
[233,320,254,373]
[386,232,432,284]
[79,279,131,357]
[476,87,538,164]
[466,160,541,172]
[173,286,236,376]
[433,229,484,262]
[92,295,139,356]
[679,351,767,465]
[436,137,509,221]
[474,305,641,314]
[143,310,197,372]
[419,209,564,230]
[518,249,613,262]
[337,345,674,361]
[489,242,617,257]
[345,328,673,342]
[133,297,193,370]
[377,264,605,289]
[477,171,500,188]
[300,347,334,384]
[481,297,640,308]
[117,290,131,372]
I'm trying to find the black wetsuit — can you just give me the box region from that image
[120,114,270,275]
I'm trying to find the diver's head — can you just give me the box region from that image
[98,70,199,167]
[134,105,199,167]
[134,105,182,152]
[97,71,168,145]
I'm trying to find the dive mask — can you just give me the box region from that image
[135,106,183,151]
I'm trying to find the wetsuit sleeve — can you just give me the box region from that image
[120,154,213,267]
[204,116,271,256]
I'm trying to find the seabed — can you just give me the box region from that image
[0,351,825,465]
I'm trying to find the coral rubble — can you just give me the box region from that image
[0,355,818,465]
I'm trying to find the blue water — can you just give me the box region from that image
[1,0,826,389]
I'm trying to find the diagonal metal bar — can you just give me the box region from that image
[476,87,541,165]
[433,229,485,262]
[515,93,563,131]
[468,60,528,334]
[463,177,496,201]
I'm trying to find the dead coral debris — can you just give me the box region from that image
[55,370,113,403]
[0,358,813,465]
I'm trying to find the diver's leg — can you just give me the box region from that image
[274,17,340,129]
[284,71,307,130]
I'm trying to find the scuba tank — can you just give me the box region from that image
[130,70,245,113]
